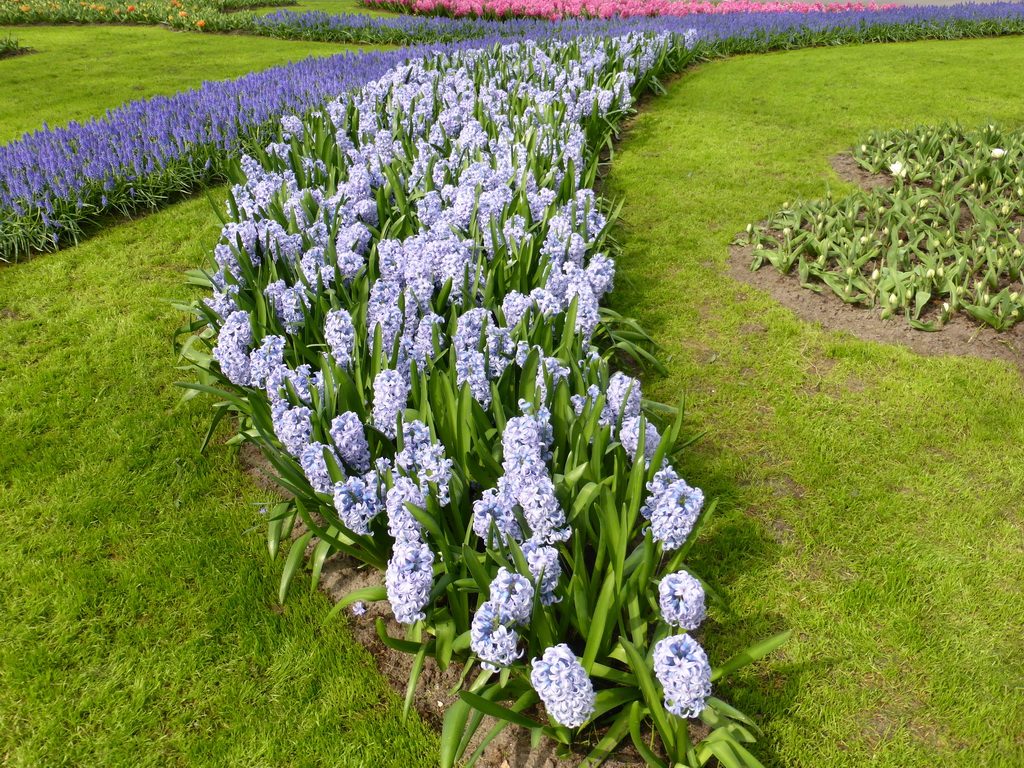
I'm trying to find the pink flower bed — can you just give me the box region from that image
[362,0,900,20]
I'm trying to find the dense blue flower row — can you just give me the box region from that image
[6,2,1024,258]
[255,1,1024,46]
[0,48,401,256]
[191,31,717,734]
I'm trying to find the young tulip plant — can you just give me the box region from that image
[176,32,787,768]
[739,122,1024,331]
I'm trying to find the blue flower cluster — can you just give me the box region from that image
[658,571,706,631]
[652,633,712,719]
[529,644,596,728]
[471,567,536,670]
[641,465,705,551]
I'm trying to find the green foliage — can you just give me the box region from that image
[0,31,27,56]
[740,122,1024,330]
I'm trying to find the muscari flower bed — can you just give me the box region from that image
[7,4,1024,261]
[359,0,899,22]
[174,31,791,767]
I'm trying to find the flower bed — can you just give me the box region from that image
[739,123,1024,331]
[0,47,415,257]
[6,4,1024,260]
[360,0,899,22]
[0,0,290,26]
[176,31,789,767]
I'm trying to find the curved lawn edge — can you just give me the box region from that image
[604,36,1024,767]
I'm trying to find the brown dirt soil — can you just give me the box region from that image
[0,47,35,61]
[829,154,893,192]
[729,156,1024,374]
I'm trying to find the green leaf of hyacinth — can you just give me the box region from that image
[698,739,746,768]
[278,530,312,604]
[375,617,424,655]
[465,691,543,765]
[711,630,791,682]
[458,691,542,732]
[403,641,428,721]
[267,514,285,561]
[309,535,334,594]
[580,708,631,768]
[705,697,761,732]
[440,697,472,768]
[435,618,456,672]
[619,638,675,753]
[627,702,670,768]
[582,577,617,671]
[325,586,387,621]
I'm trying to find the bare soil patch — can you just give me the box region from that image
[0,47,35,61]
[829,154,892,192]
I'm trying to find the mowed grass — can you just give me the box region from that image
[0,24,430,768]
[0,189,437,767]
[607,37,1024,767]
[0,24,385,142]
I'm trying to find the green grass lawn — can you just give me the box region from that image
[0,25,384,142]
[607,36,1024,767]
[0,24,428,768]
[4,19,1024,768]
[0,189,437,767]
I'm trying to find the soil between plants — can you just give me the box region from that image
[727,155,1024,375]
[0,46,35,60]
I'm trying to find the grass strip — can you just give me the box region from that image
[0,187,438,767]
[606,35,1024,767]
